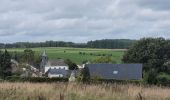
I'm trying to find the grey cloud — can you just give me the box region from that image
[0,0,170,43]
[136,0,170,11]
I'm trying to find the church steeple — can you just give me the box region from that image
[40,50,48,73]
[42,50,47,57]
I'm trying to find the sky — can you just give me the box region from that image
[0,0,170,43]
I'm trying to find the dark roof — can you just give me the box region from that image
[47,68,68,76]
[48,59,68,66]
[85,64,143,80]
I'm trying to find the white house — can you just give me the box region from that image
[44,60,69,73]
[40,50,69,78]
[45,59,69,78]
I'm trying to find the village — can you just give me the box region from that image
[0,0,170,99]
[10,50,143,82]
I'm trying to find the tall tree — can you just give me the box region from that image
[23,49,35,64]
[122,38,170,84]
[65,59,78,70]
[0,50,11,78]
[0,50,2,78]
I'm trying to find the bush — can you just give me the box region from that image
[95,79,141,84]
[65,59,78,70]
[80,66,90,83]
[5,76,68,83]
[156,73,170,86]
[102,54,106,56]
[5,76,21,82]
[90,76,101,83]
[90,53,93,56]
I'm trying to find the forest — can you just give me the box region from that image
[0,39,136,49]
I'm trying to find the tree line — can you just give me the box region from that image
[87,39,136,49]
[0,39,136,49]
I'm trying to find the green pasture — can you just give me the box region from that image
[5,47,125,64]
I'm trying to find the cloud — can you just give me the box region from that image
[135,0,170,11]
[0,0,170,43]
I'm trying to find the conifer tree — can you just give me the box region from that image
[0,50,11,78]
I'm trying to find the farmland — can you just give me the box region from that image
[5,47,125,64]
[0,82,169,100]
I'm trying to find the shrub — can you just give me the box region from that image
[65,59,78,70]
[80,66,90,83]
[79,52,82,55]
[82,52,86,55]
[5,76,21,82]
[90,53,93,56]
[96,79,141,84]
[90,75,101,83]
[102,54,106,56]
[5,76,68,83]
[156,73,170,86]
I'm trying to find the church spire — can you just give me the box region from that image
[40,50,48,73]
[42,50,47,57]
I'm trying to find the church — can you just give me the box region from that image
[40,50,69,78]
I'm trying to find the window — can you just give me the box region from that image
[113,71,118,74]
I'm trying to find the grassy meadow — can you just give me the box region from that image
[0,82,169,100]
[6,47,125,64]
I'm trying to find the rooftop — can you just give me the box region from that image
[48,59,68,66]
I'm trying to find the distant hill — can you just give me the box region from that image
[0,39,136,49]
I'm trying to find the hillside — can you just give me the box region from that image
[6,47,125,64]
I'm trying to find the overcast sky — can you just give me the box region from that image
[0,0,170,43]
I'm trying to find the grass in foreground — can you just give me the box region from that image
[0,82,169,100]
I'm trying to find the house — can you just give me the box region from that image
[85,64,143,80]
[44,59,69,73]
[47,68,68,78]
[45,59,69,78]
[40,50,69,78]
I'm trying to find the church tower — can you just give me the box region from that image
[40,50,48,73]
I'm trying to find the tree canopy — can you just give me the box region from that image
[0,50,12,79]
[65,59,78,70]
[23,49,35,64]
[122,37,170,84]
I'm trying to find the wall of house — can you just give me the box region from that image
[45,66,68,73]
[48,73,64,78]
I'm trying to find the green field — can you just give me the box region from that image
[5,47,125,64]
